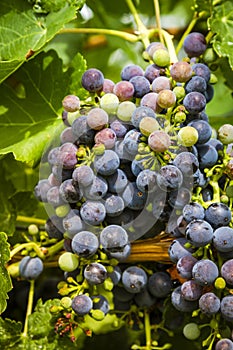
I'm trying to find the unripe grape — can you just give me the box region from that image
[177,126,198,147]
[58,252,79,272]
[218,124,233,144]
[183,323,200,340]
[117,101,136,121]
[152,48,170,67]
[139,116,160,136]
[157,90,176,109]
[100,93,119,114]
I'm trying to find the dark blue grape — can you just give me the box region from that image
[168,237,192,263]
[71,230,99,258]
[182,202,205,222]
[121,64,144,81]
[47,186,66,207]
[104,194,125,216]
[215,338,233,350]
[221,259,233,286]
[123,129,141,155]
[62,209,84,237]
[199,292,220,315]
[213,227,233,253]
[80,200,106,226]
[144,64,162,83]
[185,76,207,94]
[148,271,172,298]
[19,256,43,280]
[181,280,203,301]
[84,262,107,285]
[93,150,120,176]
[183,92,206,114]
[171,286,198,312]
[34,179,52,202]
[192,259,219,286]
[197,144,218,169]
[192,63,210,82]
[45,215,65,239]
[57,142,78,169]
[83,175,108,200]
[71,116,95,145]
[81,68,104,92]
[156,165,183,191]
[72,165,94,187]
[122,181,147,210]
[185,219,214,247]
[134,288,156,308]
[100,225,129,251]
[108,243,131,261]
[205,202,232,229]
[220,295,233,322]
[107,168,128,193]
[71,294,93,315]
[136,169,157,192]
[122,266,148,294]
[108,266,122,285]
[168,187,191,209]
[59,179,82,203]
[129,76,151,98]
[176,255,198,279]
[183,32,207,57]
[110,119,128,138]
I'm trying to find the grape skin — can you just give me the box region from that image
[80,200,106,226]
[86,107,109,130]
[71,230,99,258]
[122,266,148,294]
[220,295,233,322]
[183,92,206,114]
[183,32,207,57]
[220,259,233,286]
[93,150,120,176]
[215,338,233,350]
[84,262,108,285]
[192,259,219,286]
[81,68,104,92]
[148,130,171,152]
[185,219,214,247]
[71,294,93,315]
[19,256,44,280]
[100,224,129,251]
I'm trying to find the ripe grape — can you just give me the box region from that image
[213,227,233,252]
[151,76,171,93]
[80,200,106,226]
[84,262,108,285]
[93,149,120,175]
[62,94,80,112]
[183,91,206,114]
[113,81,135,101]
[185,219,214,247]
[71,294,93,315]
[156,165,183,191]
[121,64,144,80]
[100,225,129,251]
[220,295,233,322]
[122,266,148,294]
[81,68,104,92]
[183,32,207,57]
[148,271,172,298]
[129,76,151,98]
[205,202,232,229]
[19,256,44,280]
[215,338,233,350]
[192,259,219,286]
[94,128,117,149]
[71,230,99,258]
[86,107,109,130]
[170,61,193,83]
[220,259,233,286]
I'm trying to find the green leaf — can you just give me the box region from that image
[0,233,13,314]
[0,168,17,235]
[208,1,233,69]
[0,50,71,166]
[193,0,213,15]
[69,53,88,99]
[0,318,22,348]
[0,0,83,83]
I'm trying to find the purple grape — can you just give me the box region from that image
[199,292,220,315]
[19,256,43,280]
[80,200,106,226]
[71,230,99,258]
[84,262,107,285]
[122,266,148,294]
[81,68,104,92]
[183,32,207,57]
[113,81,134,101]
[121,64,144,81]
[71,294,93,315]
[129,76,151,98]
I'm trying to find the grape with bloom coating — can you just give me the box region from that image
[86,107,109,130]
[71,294,93,315]
[148,130,171,152]
[81,68,104,92]
[62,95,80,112]
[170,61,193,82]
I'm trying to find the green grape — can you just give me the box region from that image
[100,93,119,114]
[28,224,39,236]
[173,86,186,100]
[183,323,200,340]
[60,296,72,309]
[55,204,70,218]
[218,124,233,144]
[58,252,79,272]
[152,48,170,67]
[214,277,226,290]
[177,126,198,147]
[139,116,160,136]
[117,101,136,121]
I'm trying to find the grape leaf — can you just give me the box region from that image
[193,0,213,14]
[0,0,84,83]
[0,168,17,235]
[0,318,22,348]
[0,233,13,314]
[0,50,73,167]
[208,1,233,69]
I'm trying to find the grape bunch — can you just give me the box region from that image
[26,31,233,349]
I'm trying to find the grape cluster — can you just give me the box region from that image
[30,31,233,348]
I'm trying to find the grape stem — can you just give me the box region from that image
[10,242,45,260]
[59,27,138,43]
[125,0,150,48]
[153,0,164,45]
[16,215,46,226]
[22,280,35,338]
